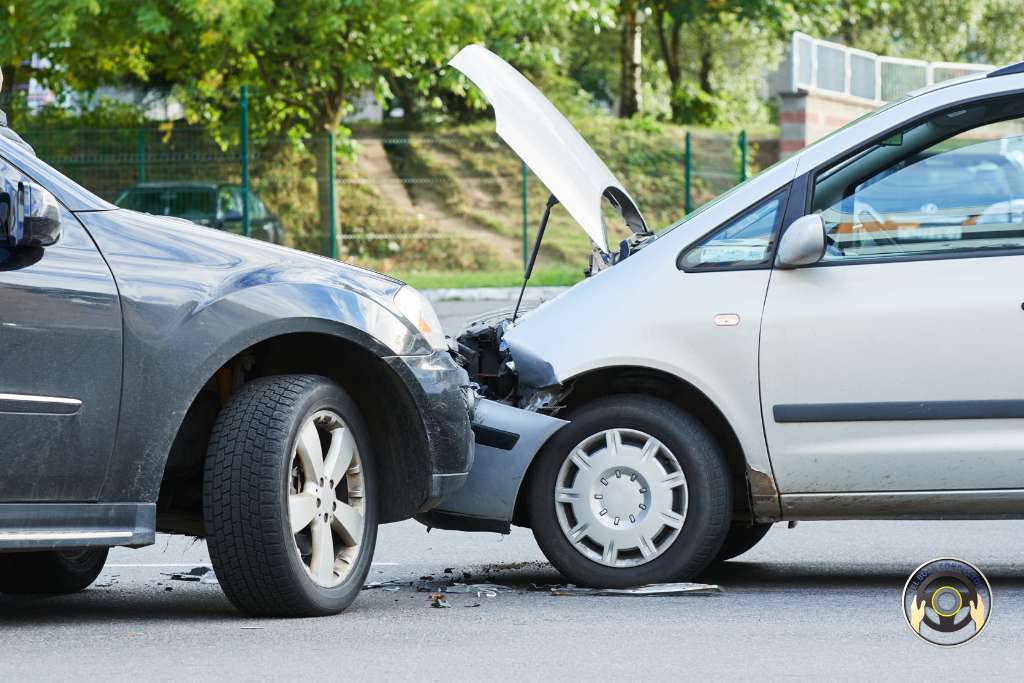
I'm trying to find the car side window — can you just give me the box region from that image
[218,188,240,217]
[246,192,266,219]
[812,99,1024,262]
[679,195,783,270]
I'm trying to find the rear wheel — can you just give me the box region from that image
[526,395,731,587]
[203,374,377,617]
[0,547,108,594]
[713,522,772,563]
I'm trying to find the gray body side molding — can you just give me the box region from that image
[417,399,567,532]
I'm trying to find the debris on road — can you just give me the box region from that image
[164,566,219,585]
[443,583,510,598]
[363,580,404,592]
[94,575,119,588]
[546,582,721,597]
[364,578,511,598]
[429,593,452,608]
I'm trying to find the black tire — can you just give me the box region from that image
[203,374,378,617]
[525,395,731,587]
[0,547,108,594]
[713,522,772,563]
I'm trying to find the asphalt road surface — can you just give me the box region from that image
[3,299,1023,680]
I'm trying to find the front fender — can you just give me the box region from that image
[503,241,777,516]
[112,285,422,502]
[76,209,428,502]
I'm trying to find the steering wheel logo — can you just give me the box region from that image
[903,558,992,646]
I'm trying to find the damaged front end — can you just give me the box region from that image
[415,44,662,534]
[456,308,563,414]
[414,308,569,534]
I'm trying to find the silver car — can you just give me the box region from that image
[418,46,1024,587]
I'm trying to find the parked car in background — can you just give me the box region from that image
[115,182,283,244]
[422,46,1024,589]
[0,132,473,617]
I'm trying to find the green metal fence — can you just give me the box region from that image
[7,86,768,283]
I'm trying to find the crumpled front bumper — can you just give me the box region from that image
[415,398,567,533]
[384,351,476,512]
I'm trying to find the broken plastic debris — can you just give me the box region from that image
[165,566,219,585]
[442,583,510,598]
[365,578,514,598]
[548,582,721,597]
[429,593,451,608]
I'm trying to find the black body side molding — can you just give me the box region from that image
[774,400,1024,423]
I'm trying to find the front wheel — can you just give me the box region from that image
[203,374,377,617]
[0,547,108,594]
[525,395,731,588]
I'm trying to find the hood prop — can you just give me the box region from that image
[512,193,559,324]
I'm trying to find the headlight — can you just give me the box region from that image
[393,285,446,351]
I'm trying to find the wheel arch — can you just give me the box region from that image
[155,326,433,535]
[512,364,763,527]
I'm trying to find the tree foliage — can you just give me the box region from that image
[4,0,1023,131]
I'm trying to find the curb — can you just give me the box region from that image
[422,286,570,303]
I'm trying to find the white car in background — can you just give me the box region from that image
[419,45,1024,588]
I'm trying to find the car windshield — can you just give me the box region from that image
[115,186,217,220]
[658,97,910,236]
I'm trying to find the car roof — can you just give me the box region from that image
[905,59,1024,99]
[988,60,1024,78]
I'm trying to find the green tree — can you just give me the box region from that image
[648,1,797,123]
[827,0,977,60]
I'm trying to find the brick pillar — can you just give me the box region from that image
[778,91,879,157]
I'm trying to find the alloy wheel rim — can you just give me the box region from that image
[554,428,688,568]
[288,409,365,588]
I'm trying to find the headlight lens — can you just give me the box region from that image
[393,285,446,351]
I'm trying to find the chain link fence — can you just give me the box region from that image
[6,87,767,283]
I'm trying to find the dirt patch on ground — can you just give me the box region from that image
[356,138,522,268]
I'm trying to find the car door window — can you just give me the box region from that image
[812,97,1024,261]
[246,192,266,219]
[679,194,783,270]
[218,187,241,217]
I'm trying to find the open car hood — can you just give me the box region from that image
[450,45,647,255]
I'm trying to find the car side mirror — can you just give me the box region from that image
[775,214,825,268]
[221,210,243,223]
[1,181,62,248]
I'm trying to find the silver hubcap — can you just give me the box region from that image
[288,410,365,588]
[555,428,688,568]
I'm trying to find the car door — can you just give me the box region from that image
[0,156,122,501]
[761,96,1024,505]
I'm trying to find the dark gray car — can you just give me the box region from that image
[0,130,473,617]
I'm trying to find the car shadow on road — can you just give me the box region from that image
[701,560,1024,591]
[0,588,241,624]
[457,559,1024,593]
